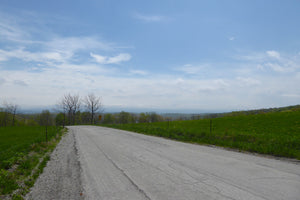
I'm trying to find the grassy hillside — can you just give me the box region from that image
[0,126,64,199]
[103,110,300,160]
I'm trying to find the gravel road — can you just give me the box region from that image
[25,130,83,200]
[27,126,300,200]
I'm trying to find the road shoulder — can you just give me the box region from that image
[25,130,83,200]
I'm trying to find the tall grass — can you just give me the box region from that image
[103,110,300,159]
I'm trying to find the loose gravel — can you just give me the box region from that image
[25,130,83,200]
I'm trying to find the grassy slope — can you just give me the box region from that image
[0,126,58,169]
[0,126,64,199]
[103,110,300,160]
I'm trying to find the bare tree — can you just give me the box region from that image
[64,94,74,125]
[11,104,18,126]
[70,94,80,125]
[84,93,103,124]
[57,93,81,125]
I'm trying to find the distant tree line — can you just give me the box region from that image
[102,111,165,124]
[225,105,300,117]
[0,103,56,127]
[2,94,298,128]
[0,92,103,127]
[0,101,18,126]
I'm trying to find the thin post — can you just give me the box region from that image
[45,125,48,142]
[210,119,212,135]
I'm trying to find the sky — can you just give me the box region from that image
[0,0,300,113]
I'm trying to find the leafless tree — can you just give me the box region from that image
[70,94,81,124]
[57,93,81,125]
[84,93,103,124]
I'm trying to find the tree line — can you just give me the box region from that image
[0,93,103,127]
[102,111,165,124]
[0,92,173,128]
[0,101,18,127]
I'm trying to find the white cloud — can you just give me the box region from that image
[1,64,300,111]
[235,50,281,62]
[90,53,107,64]
[90,53,131,64]
[236,77,261,86]
[175,78,184,84]
[133,13,167,22]
[265,63,290,73]
[0,77,6,85]
[176,64,209,75]
[0,35,119,68]
[235,50,300,74]
[0,48,67,64]
[229,36,235,41]
[46,36,114,53]
[235,52,266,62]
[129,70,148,75]
[0,10,121,68]
[0,14,29,42]
[13,80,28,86]
[107,53,131,64]
[266,50,280,59]
[282,94,300,98]
[53,63,117,75]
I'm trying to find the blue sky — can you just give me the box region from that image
[0,0,300,112]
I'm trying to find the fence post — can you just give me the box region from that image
[45,125,48,142]
[210,119,212,135]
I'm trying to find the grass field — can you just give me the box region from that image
[103,110,300,160]
[0,126,64,199]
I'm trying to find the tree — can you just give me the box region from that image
[9,104,18,126]
[75,111,82,125]
[84,93,103,124]
[81,112,92,124]
[117,111,136,124]
[2,102,18,126]
[70,94,81,125]
[149,112,164,123]
[55,113,65,126]
[39,110,52,142]
[57,93,81,126]
[0,107,6,127]
[138,113,149,123]
[103,113,115,124]
[56,97,68,127]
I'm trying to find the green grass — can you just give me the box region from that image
[0,126,65,198]
[103,110,300,160]
[0,126,59,169]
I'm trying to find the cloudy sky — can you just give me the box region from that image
[0,0,300,112]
